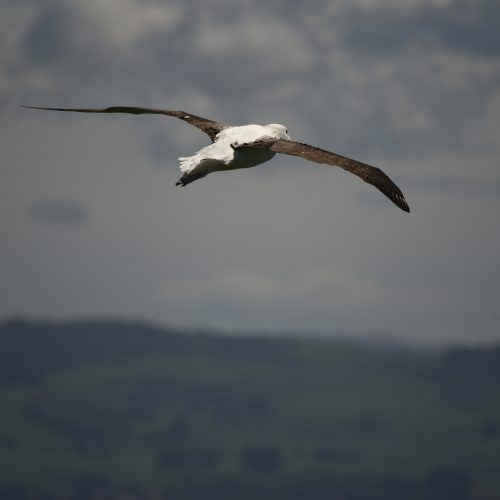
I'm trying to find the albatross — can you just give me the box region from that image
[22,105,410,212]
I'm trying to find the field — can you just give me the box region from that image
[1,320,499,499]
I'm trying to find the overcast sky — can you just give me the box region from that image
[1,0,499,346]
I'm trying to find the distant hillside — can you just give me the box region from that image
[0,320,499,500]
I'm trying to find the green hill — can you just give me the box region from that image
[1,320,499,499]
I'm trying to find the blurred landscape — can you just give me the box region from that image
[1,320,499,499]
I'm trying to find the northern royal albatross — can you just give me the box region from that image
[22,105,410,212]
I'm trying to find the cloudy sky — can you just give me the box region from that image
[1,0,499,345]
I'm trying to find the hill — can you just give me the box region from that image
[1,320,499,499]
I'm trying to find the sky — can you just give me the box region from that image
[1,0,499,346]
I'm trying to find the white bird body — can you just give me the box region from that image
[177,123,290,185]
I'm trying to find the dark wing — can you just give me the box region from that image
[21,106,227,141]
[246,138,410,213]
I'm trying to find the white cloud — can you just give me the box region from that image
[195,14,316,72]
[74,0,184,47]
[161,266,377,309]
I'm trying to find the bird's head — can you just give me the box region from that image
[266,123,290,140]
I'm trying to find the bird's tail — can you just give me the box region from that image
[176,156,209,186]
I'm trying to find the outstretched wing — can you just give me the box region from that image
[246,138,410,212]
[21,106,227,142]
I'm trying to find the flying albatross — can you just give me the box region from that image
[22,105,410,212]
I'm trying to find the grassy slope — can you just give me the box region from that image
[0,320,499,499]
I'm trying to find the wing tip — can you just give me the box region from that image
[395,195,410,213]
[20,105,72,112]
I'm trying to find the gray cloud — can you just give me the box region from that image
[1,0,500,345]
[30,200,90,226]
[10,0,500,156]
[341,0,500,56]
[23,4,69,64]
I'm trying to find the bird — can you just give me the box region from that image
[22,105,410,212]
